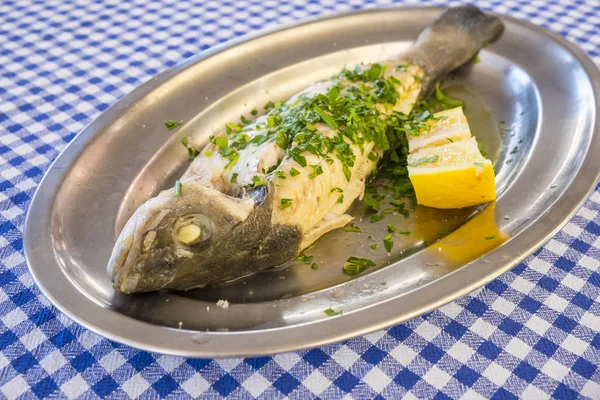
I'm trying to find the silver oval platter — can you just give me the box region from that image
[24,7,600,357]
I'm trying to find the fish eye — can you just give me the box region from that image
[173,214,212,249]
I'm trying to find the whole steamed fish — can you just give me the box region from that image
[108,6,503,293]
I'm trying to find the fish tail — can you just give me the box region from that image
[404,5,504,95]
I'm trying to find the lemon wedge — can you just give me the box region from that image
[407,107,496,209]
[408,107,472,152]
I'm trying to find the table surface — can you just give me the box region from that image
[1,0,599,398]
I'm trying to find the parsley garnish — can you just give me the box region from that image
[434,83,463,109]
[280,198,293,209]
[251,108,258,116]
[308,164,323,179]
[370,214,384,223]
[225,122,242,134]
[383,233,393,252]
[289,167,300,177]
[370,243,378,250]
[274,171,286,179]
[245,175,268,189]
[331,187,343,193]
[390,201,409,217]
[311,263,318,270]
[313,105,338,130]
[477,140,488,157]
[485,235,496,240]
[288,148,307,167]
[224,152,239,170]
[437,229,450,236]
[296,254,313,264]
[363,194,380,211]
[408,156,439,167]
[387,224,396,233]
[324,308,342,316]
[344,225,362,233]
[181,137,200,161]
[165,120,183,130]
[343,256,376,274]
[175,180,182,197]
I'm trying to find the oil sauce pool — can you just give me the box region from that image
[181,85,508,304]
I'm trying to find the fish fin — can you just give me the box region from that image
[300,213,354,250]
[402,6,503,95]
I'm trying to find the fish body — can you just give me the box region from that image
[108,6,504,293]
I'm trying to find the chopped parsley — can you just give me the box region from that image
[165,120,184,130]
[331,187,343,193]
[245,175,268,189]
[473,55,481,64]
[308,164,323,179]
[225,122,242,134]
[434,83,464,109]
[390,200,409,216]
[280,198,293,209]
[363,195,380,211]
[398,230,411,235]
[175,180,182,197]
[387,224,396,233]
[324,308,342,316]
[477,140,488,157]
[296,254,313,264]
[274,171,286,179]
[344,225,362,233]
[370,243,378,250]
[251,108,258,116]
[289,167,300,177]
[437,229,450,236]
[485,235,497,240]
[343,256,376,274]
[370,214,384,223]
[181,137,200,161]
[224,152,239,170]
[230,173,238,183]
[383,233,393,252]
[313,105,338,130]
[408,155,439,167]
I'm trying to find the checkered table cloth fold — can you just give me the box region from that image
[1,0,599,398]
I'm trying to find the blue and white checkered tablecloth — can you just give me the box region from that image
[1,0,599,398]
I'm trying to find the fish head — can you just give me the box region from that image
[108,180,256,293]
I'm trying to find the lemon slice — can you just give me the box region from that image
[408,137,496,209]
[408,107,472,153]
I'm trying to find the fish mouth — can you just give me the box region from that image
[108,208,171,294]
[107,222,141,294]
